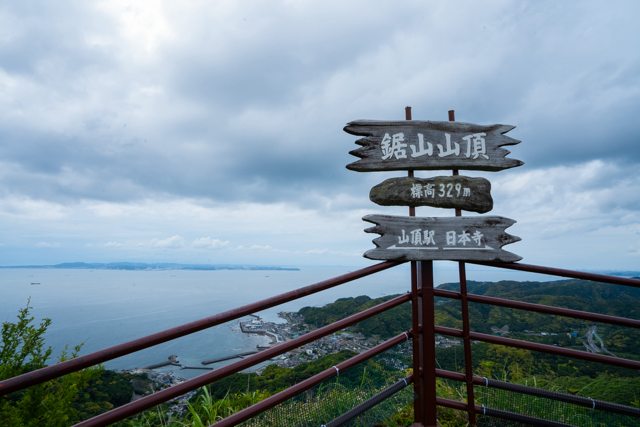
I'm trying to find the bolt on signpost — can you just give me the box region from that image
[343,108,523,426]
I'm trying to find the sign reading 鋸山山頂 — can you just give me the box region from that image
[344,120,522,172]
[344,115,523,263]
[362,214,521,262]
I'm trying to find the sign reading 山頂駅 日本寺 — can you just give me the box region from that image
[345,120,523,172]
[362,215,521,263]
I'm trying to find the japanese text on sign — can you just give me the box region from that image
[381,132,488,161]
[395,228,486,250]
[410,183,471,199]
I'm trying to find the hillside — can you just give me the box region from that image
[298,278,640,395]
[299,279,640,349]
[0,262,299,271]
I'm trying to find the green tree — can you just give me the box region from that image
[1,299,102,426]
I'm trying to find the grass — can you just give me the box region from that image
[121,362,640,427]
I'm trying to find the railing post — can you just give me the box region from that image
[420,260,438,426]
[411,260,423,424]
[459,263,476,424]
[449,109,477,425]
[407,105,425,425]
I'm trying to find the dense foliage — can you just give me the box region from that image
[5,277,640,425]
[1,301,149,426]
[297,279,640,408]
[71,370,140,422]
[299,279,640,353]
[299,295,412,339]
[0,300,102,426]
[201,351,356,400]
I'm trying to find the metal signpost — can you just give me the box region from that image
[344,108,523,426]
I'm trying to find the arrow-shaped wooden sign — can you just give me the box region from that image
[369,176,493,213]
[363,214,521,262]
[345,120,522,172]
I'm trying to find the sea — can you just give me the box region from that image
[0,264,552,379]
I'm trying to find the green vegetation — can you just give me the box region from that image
[1,301,151,426]
[1,299,102,426]
[4,277,640,426]
[299,295,412,339]
[299,279,640,343]
[71,370,147,422]
[297,278,640,409]
[203,351,355,400]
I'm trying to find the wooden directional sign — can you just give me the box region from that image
[345,120,522,172]
[363,214,521,262]
[370,176,493,213]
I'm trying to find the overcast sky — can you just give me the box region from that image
[1,1,639,271]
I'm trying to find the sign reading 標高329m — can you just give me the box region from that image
[345,120,523,172]
[369,176,493,213]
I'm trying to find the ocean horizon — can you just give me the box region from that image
[1,263,559,379]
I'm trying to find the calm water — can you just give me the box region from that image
[0,263,549,379]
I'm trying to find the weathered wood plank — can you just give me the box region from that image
[362,214,521,262]
[345,120,523,172]
[370,176,493,213]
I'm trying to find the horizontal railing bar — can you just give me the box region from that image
[214,332,413,427]
[482,406,574,427]
[434,289,461,300]
[433,288,640,329]
[468,261,640,289]
[435,368,465,382]
[324,375,413,427]
[434,326,464,338]
[439,367,640,415]
[0,261,403,396]
[435,326,640,371]
[435,396,468,411]
[74,293,412,426]
[437,399,574,427]
[484,377,640,418]
[439,367,640,420]
[470,331,640,370]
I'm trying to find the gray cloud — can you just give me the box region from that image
[1,1,639,209]
[1,1,640,267]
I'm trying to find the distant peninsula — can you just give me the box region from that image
[0,262,300,271]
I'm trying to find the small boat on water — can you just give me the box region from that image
[31,282,41,285]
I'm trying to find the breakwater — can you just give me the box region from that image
[142,354,178,370]
[201,351,260,365]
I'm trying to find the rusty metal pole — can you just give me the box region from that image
[407,106,424,424]
[411,254,423,424]
[459,263,476,424]
[409,105,436,426]
[420,260,438,426]
[449,109,476,425]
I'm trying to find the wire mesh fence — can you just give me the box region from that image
[240,342,415,427]
[478,383,640,427]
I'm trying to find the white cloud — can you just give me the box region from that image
[1,2,640,270]
[36,242,60,248]
[150,235,185,248]
[191,237,229,249]
[250,245,272,250]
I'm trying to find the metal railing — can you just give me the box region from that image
[424,260,640,426]
[1,259,639,427]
